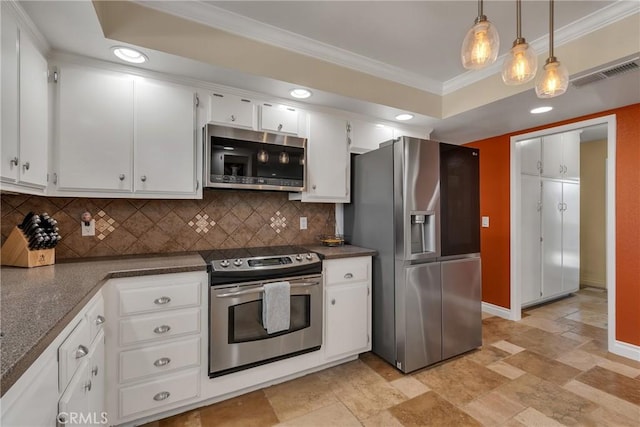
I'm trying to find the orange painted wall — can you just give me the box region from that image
[465,103,640,346]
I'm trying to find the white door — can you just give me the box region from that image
[562,182,580,293]
[520,175,542,304]
[304,112,349,202]
[542,133,563,179]
[325,282,369,359]
[58,361,90,425]
[134,79,196,194]
[87,331,105,423]
[542,180,564,298]
[18,32,48,188]
[519,138,541,176]
[260,104,299,134]
[56,65,133,192]
[348,119,393,153]
[208,93,255,129]
[1,8,19,183]
[562,131,581,180]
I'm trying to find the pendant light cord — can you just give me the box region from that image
[549,0,555,59]
[516,0,522,40]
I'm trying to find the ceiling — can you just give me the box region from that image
[17,1,640,144]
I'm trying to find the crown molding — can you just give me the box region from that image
[135,0,443,95]
[442,1,640,94]
[4,0,51,55]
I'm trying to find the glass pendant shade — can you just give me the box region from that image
[502,42,537,84]
[279,151,289,164]
[257,149,269,163]
[535,58,569,98]
[461,19,500,70]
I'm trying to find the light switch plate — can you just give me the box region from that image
[482,216,490,228]
[81,219,96,236]
[300,217,307,230]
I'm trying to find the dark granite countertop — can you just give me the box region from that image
[304,244,377,259]
[0,253,207,396]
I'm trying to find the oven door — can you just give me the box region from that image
[209,274,322,377]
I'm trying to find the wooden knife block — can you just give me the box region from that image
[1,227,55,268]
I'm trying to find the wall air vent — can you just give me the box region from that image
[571,57,639,88]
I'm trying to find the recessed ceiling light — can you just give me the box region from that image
[375,124,386,128]
[530,106,553,114]
[395,113,414,121]
[290,88,312,99]
[112,46,148,64]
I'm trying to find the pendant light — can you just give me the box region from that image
[461,0,500,70]
[535,0,569,98]
[501,0,537,85]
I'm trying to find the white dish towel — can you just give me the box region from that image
[262,281,291,334]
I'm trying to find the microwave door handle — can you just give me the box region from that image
[215,281,320,298]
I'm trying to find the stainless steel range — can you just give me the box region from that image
[204,246,323,378]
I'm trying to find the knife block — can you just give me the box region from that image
[1,227,55,268]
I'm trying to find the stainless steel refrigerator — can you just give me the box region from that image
[344,137,482,373]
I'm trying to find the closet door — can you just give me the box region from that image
[562,182,580,293]
[542,180,564,298]
[521,175,542,305]
[520,138,541,176]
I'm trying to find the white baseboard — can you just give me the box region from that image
[580,278,606,288]
[611,340,640,361]
[482,302,511,320]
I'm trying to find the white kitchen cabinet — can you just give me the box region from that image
[392,126,429,140]
[260,103,299,134]
[291,111,350,203]
[0,4,48,192]
[208,92,255,129]
[56,64,134,192]
[348,119,393,153]
[54,63,199,197]
[87,330,106,422]
[324,257,371,360]
[103,271,206,425]
[134,79,197,195]
[519,137,542,176]
[542,131,581,180]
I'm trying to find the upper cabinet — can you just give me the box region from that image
[1,4,48,193]
[259,103,299,135]
[53,64,199,198]
[349,120,430,153]
[208,93,255,129]
[542,131,581,180]
[291,111,350,203]
[519,137,542,176]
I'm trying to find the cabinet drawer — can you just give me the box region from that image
[86,294,105,341]
[118,368,200,418]
[58,318,91,393]
[118,280,200,316]
[119,308,200,346]
[325,257,371,285]
[119,336,200,383]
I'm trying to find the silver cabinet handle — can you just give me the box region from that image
[558,203,563,211]
[312,184,317,190]
[10,157,18,166]
[230,114,236,122]
[536,160,541,171]
[154,357,171,367]
[95,315,105,325]
[563,203,568,211]
[22,161,30,171]
[153,391,171,401]
[331,299,336,305]
[154,296,171,305]
[83,380,92,392]
[559,165,563,174]
[140,175,147,182]
[563,165,568,173]
[119,174,125,181]
[91,365,99,376]
[277,123,283,131]
[153,325,171,334]
[75,345,89,359]
[344,273,353,279]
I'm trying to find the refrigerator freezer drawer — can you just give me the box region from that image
[441,257,482,360]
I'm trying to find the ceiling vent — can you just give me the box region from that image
[571,57,639,88]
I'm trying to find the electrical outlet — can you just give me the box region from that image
[81,219,96,236]
[482,216,490,228]
[300,217,307,230]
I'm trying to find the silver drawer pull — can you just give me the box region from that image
[153,391,171,401]
[83,380,92,392]
[344,273,354,279]
[75,345,89,359]
[92,365,99,376]
[154,296,171,305]
[154,357,171,367]
[95,315,105,325]
[153,325,171,334]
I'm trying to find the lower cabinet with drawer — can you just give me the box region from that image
[323,256,372,361]
[103,271,207,425]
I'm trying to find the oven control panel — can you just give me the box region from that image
[210,253,321,272]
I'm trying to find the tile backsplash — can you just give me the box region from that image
[0,190,335,259]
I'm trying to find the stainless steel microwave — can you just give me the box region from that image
[204,124,306,191]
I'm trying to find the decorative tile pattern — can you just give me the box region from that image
[187,212,216,234]
[0,190,335,259]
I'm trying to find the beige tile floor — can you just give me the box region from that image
[146,287,640,426]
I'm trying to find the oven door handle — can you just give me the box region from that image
[215,281,320,298]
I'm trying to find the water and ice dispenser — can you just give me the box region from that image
[410,211,436,256]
